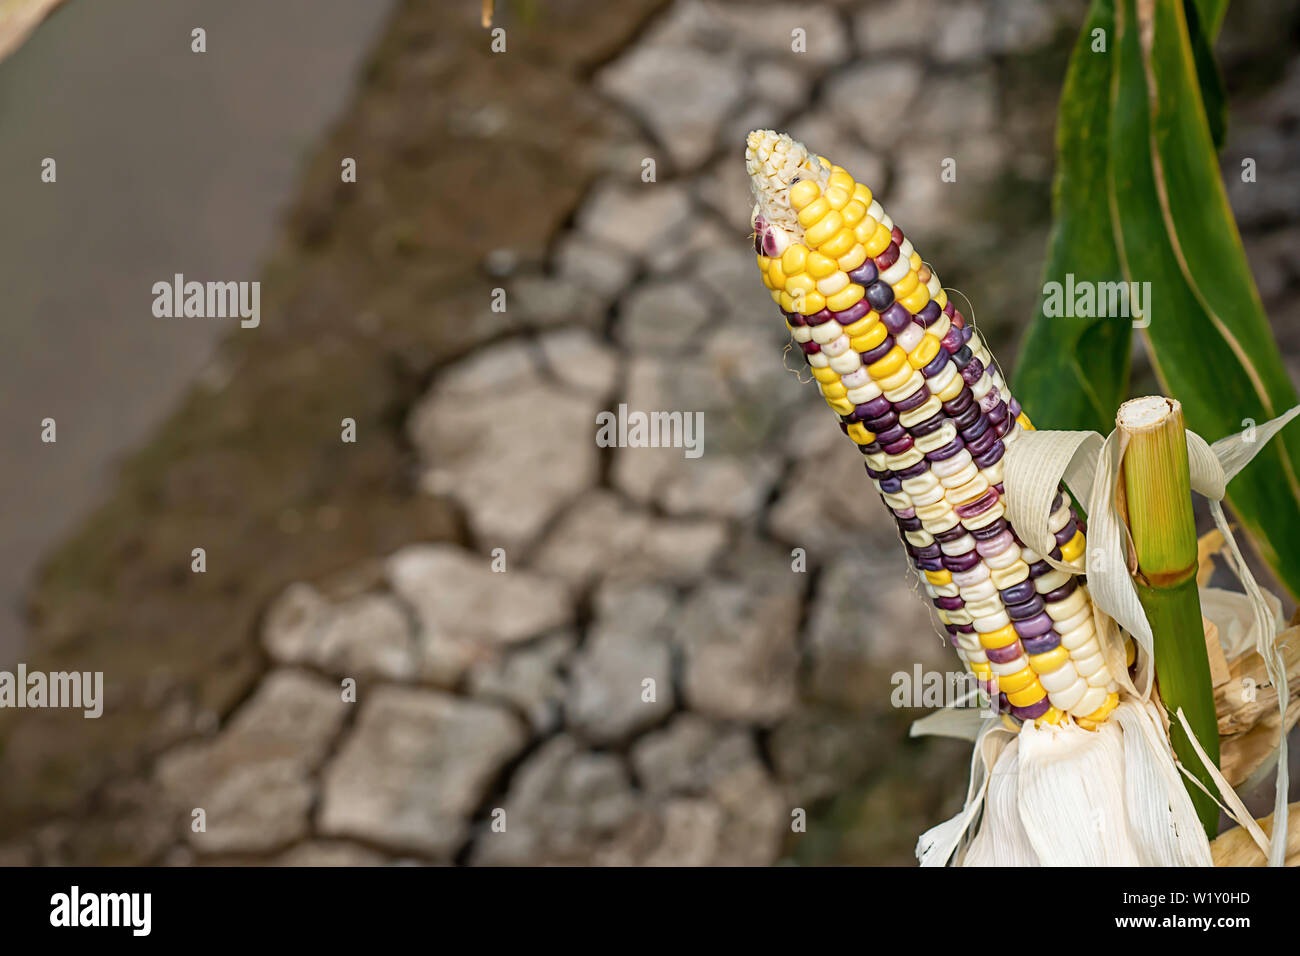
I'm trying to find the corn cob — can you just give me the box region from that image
[745,130,1120,726]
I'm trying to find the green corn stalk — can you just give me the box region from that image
[1117,396,1220,840]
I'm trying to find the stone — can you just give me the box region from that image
[933,1,990,63]
[786,113,888,192]
[407,368,602,552]
[825,60,924,151]
[910,70,997,140]
[386,544,573,684]
[470,735,645,865]
[617,277,711,353]
[767,438,896,551]
[536,328,619,397]
[629,713,757,796]
[597,44,745,171]
[675,555,801,723]
[855,0,938,52]
[262,584,417,680]
[531,490,728,587]
[554,231,636,298]
[565,585,676,743]
[318,688,526,858]
[640,798,726,866]
[574,182,693,259]
[467,631,576,733]
[768,710,886,805]
[805,554,952,710]
[271,841,392,866]
[507,274,607,331]
[155,670,349,855]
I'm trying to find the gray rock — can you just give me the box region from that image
[933,1,990,63]
[805,554,951,709]
[262,584,417,681]
[617,277,711,353]
[407,368,602,552]
[574,182,693,259]
[768,711,885,805]
[825,61,925,151]
[318,688,527,858]
[271,841,392,866]
[470,735,646,865]
[506,274,607,331]
[786,113,888,191]
[535,328,619,397]
[566,585,676,743]
[467,631,576,733]
[155,671,349,855]
[630,713,758,796]
[597,43,745,171]
[767,437,896,552]
[855,0,939,53]
[639,798,726,866]
[386,544,573,685]
[554,231,637,298]
[675,570,801,723]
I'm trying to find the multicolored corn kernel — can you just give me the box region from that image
[745,130,1120,725]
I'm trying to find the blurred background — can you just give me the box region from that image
[0,0,1296,865]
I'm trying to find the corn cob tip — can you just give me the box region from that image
[746,129,832,253]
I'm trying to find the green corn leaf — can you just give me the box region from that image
[1182,0,1227,150]
[1012,0,1130,436]
[1110,0,1300,599]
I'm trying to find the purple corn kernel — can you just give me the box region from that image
[879,476,903,493]
[917,300,943,326]
[1000,580,1037,605]
[960,358,985,385]
[800,341,820,355]
[1019,631,1061,655]
[966,427,998,457]
[882,435,915,455]
[935,525,970,543]
[1013,612,1056,640]
[865,410,898,432]
[833,300,872,325]
[890,225,904,245]
[880,302,912,334]
[874,243,900,271]
[998,692,1011,711]
[864,281,895,311]
[914,542,942,560]
[973,442,1005,468]
[954,490,999,519]
[876,423,906,445]
[895,461,930,479]
[961,415,992,443]
[898,516,923,531]
[943,299,955,317]
[1009,397,1022,419]
[917,557,944,572]
[986,643,1023,665]
[861,441,883,455]
[961,326,974,344]
[910,413,946,437]
[1028,559,1053,578]
[858,394,892,418]
[943,551,981,573]
[1042,579,1079,603]
[1011,698,1052,721]
[951,345,973,369]
[848,261,878,285]
[970,518,1008,541]
[926,438,967,462]
[1054,524,1077,546]
[951,402,981,431]
[895,385,932,412]
[1049,544,1064,560]
[921,350,950,378]
[861,338,895,365]
[941,327,964,353]
[979,390,1002,414]
[1006,595,1046,621]
[935,596,965,611]
[992,418,1010,438]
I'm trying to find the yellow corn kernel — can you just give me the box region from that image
[908,335,941,369]
[900,283,931,315]
[824,185,851,210]
[783,273,816,298]
[909,251,923,271]
[819,228,856,259]
[1006,683,1046,708]
[852,182,872,206]
[826,395,854,415]
[877,362,914,392]
[893,270,920,298]
[938,373,964,401]
[1060,530,1086,564]
[1028,646,1070,673]
[841,312,878,338]
[853,218,877,244]
[1018,413,1035,431]
[805,250,837,279]
[825,282,865,313]
[999,667,1036,694]
[811,365,839,385]
[820,379,848,399]
[804,211,843,249]
[979,623,1020,649]
[767,258,785,290]
[797,291,826,315]
[789,178,821,211]
[778,290,795,312]
[864,222,891,256]
[829,168,855,192]
[866,346,906,380]
[935,288,948,310]
[841,199,866,228]
[781,244,808,276]
[845,422,875,445]
[797,197,831,229]
[850,321,888,353]
[837,243,867,272]
[925,569,952,585]
[1034,706,1063,727]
